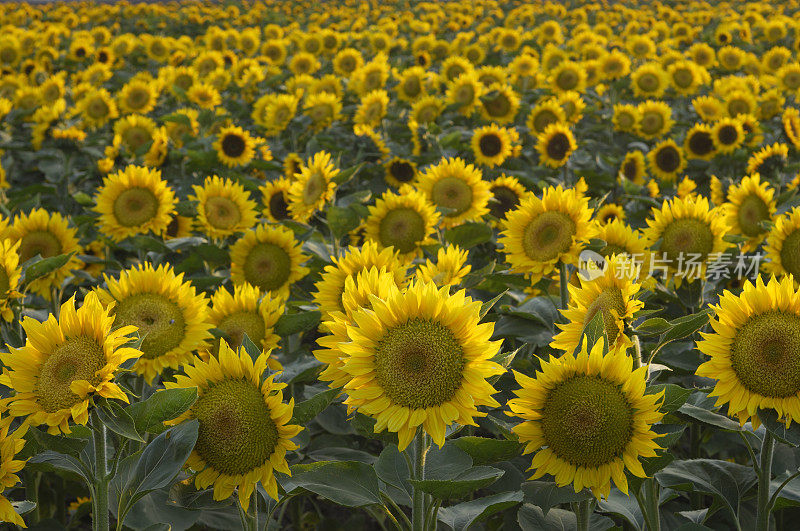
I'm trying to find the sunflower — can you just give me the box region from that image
[337,281,504,449]
[117,79,158,115]
[6,208,82,299]
[214,125,255,168]
[93,165,177,242]
[365,186,440,258]
[667,60,703,95]
[507,336,664,499]
[303,92,342,131]
[333,48,363,77]
[642,195,730,285]
[286,151,338,223]
[163,215,194,240]
[711,117,744,154]
[636,101,673,140]
[480,84,520,124]
[208,284,283,367]
[536,123,577,169]
[445,72,483,115]
[259,178,291,223]
[696,275,800,426]
[764,206,800,279]
[415,245,471,288]
[97,263,212,384]
[187,83,222,110]
[384,158,417,188]
[612,104,640,133]
[783,108,800,150]
[631,62,668,98]
[394,66,427,102]
[552,254,644,354]
[777,63,800,95]
[683,123,716,161]
[692,95,724,122]
[600,49,631,80]
[315,267,404,389]
[722,174,776,251]
[500,185,595,283]
[165,342,302,507]
[747,143,788,176]
[595,204,625,225]
[526,99,567,135]
[488,174,529,223]
[0,292,140,434]
[354,89,389,128]
[416,157,490,228]
[471,124,514,167]
[0,423,26,526]
[595,219,649,265]
[230,224,310,300]
[548,61,586,94]
[647,139,686,183]
[76,88,118,129]
[410,95,444,125]
[0,239,21,322]
[190,175,258,239]
[113,114,156,154]
[725,89,758,118]
[618,151,646,185]
[312,241,408,322]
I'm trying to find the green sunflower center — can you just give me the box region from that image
[36,336,105,413]
[243,242,292,291]
[727,99,749,117]
[86,97,110,119]
[483,92,511,118]
[204,196,241,230]
[532,109,558,134]
[454,84,476,105]
[556,69,579,91]
[731,311,800,398]
[302,171,327,205]
[374,318,465,409]
[542,375,633,467]
[479,133,503,157]
[113,187,159,227]
[489,186,520,219]
[639,112,664,136]
[114,293,186,360]
[616,111,635,130]
[19,230,61,262]
[402,77,421,98]
[672,67,694,88]
[660,217,714,263]
[545,132,572,161]
[122,126,151,151]
[217,310,265,351]
[583,288,626,343]
[522,211,576,262]
[736,194,769,237]
[779,229,800,277]
[193,379,279,476]
[379,207,426,254]
[688,131,714,156]
[221,134,246,158]
[268,191,289,220]
[636,73,660,93]
[431,177,474,217]
[126,87,150,110]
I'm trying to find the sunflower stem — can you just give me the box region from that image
[645,479,661,531]
[756,430,775,531]
[559,261,569,310]
[575,499,591,531]
[244,491,258,531]
[91,410,110,531]
[411,430,428,531]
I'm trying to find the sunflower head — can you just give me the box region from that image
[536,123,576,168]
[416,157,490,228]
[190,175,258,239]
[214,125,255,167]
[286,151,339,223]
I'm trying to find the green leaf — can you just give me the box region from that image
[437,491,523,530]
[326,206,361,239]
[503,297,559,329]
[290,388,338,425]
[517,504,614,531]
[576,307,608,355]
[634,318,671,336]
[452,437,523,466]
[521,481,593,516]
[480,290,508,319]
[275,311,321,336]
[409,466,505,499]
[596,490,644,531]
[12,501,36,516]
[332,162,365,185]
[282,461,382,507]
[96,401,145,443]
[240,333,262,362]
[443,222,493,248]
[646,384,691,414]
[28,451,92,483]
[23,252,76,284]
[656,459,757,524]
[677,392,742,432]
[27,427,88,458]
[127,388,198,434]
[759,408,800,446]
[375,444,412,505]
[652,311,710,355]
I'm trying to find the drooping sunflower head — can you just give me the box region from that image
[647,139,686,183]
[697,275,800,427]
[259,177,291,223]
[722,173,776,251]
[508,336,664,499]
[471,124,513,168]
[683,123,716,161]
[166,342,302,507]
[500,184,596,283]
[339,281,504,449]
[98,262,212,384]
[230,223,310,300]
[536,122,577,169]
[214,125,255,168]
[1,292,141,434]
[416,157,491,228]
[642,195,730,284]
[190,175,258,239]
[286,151,339,223]
[93,165,177,242]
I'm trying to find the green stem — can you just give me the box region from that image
[559,261,569,310]
[575,499,591,531]
[381,492,411,530]
[411,431,428,531]
[632,335,642,370]
[24,471,40,524]
[645,479,660,531]
[244,492,258,531]
[756,431,775,531]
[91,411,110,531]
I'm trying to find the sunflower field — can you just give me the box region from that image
[7,0,800,530]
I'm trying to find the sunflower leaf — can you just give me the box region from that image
[275,311,321,336]
[759,408,800,447]
[127,387,198,434]
[281,460,382,507]
[409,466,505,499]
[22,251,76,285]
[444,222,493,249]
[291,388,338,425]
[521,481,593,516]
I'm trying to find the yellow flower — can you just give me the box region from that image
[416,157,490,228]
[287,151,338,223]
[190,175,258,239]
[631,62,668,98]
[0,239,21,322]
[166,342,302,507]
[595,204,625,225]
[214,125,255,168]
[697,275,800,427]
[536,123,577,168]
[488,174,530,224]
[647,139,686,183]
[415,245,471,288]
[259,177,291,223]
[683,123,716,161]
[230,224,310,300]
[0,423,28,527]
[711,117,744,154]
[722,174,776,252]
[303,92,342,131]
[117,79,158,115]
[93,165,177,242]
[527,99,567,135]
[618,151,647,184]
[339,281,504,449]
[507,337,664,499]
[354,89,389,128]
[480,84,519,124]
[384,158,417,188]
[97,263,212,384]
[0,292,140,434]
[471,124,516,168]
[636,101,673,140]
[365,186,440,259]
[76,88,118,129]
[746,143,788,176]
[764,206,800,280]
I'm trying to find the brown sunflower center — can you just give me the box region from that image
[717,125,739,146]
[555,68,579,91]
[204,196,241,230]
[479,133,503,157]
[639,112,664,136]
[688,131,714,156]
[522,211,576,263]
[268,191,289,220]
[483,92,511,118]
[36,336,105,413]
[736,194,770,237]
[217,310,266,351]
[654,146,680,173]
[19,230,62,262]
[545,132,572,162]
[221,134,246,158]
[660,217,715,263]
[489,186,520,219]
[390,161,415,183]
